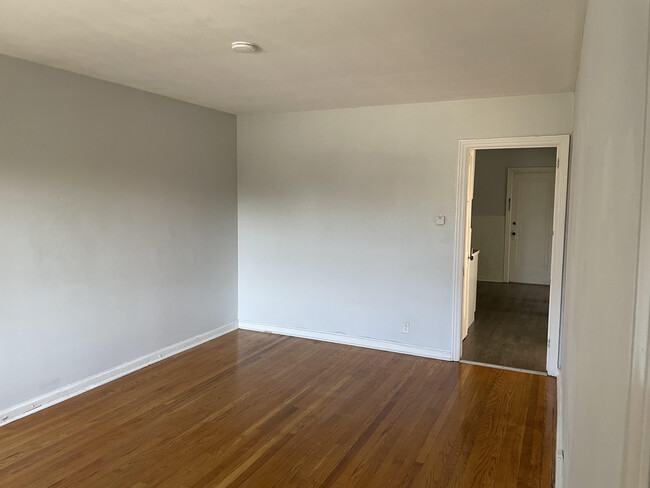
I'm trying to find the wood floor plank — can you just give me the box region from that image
[0,330,556,487]
[0,331,284,462]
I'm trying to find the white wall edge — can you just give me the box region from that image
[238,321,452,361]
[621,37,650,484]
[0,321,238,427]
[556,371,564,488]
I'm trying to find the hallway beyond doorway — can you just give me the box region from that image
[461,282,549,372]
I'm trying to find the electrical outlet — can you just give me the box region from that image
[402,322,410,334]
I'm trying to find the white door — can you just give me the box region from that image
[466,250,479,327]
[462,150,476,340]
[505,167,555,285]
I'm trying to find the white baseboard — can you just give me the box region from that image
[238,321,452,361]
[0,321,238,427]
[2,320,450,427]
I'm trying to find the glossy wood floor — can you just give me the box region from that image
[462,282,550,372]
[0,330,556,488]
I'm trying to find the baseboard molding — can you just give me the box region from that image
[0,321,238,427]
[2,320,450,427]
[238,321,452,361]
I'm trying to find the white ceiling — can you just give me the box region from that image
[0,0,587,114]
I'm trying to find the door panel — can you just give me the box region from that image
[462,150,475,340]
[507,168,555,285]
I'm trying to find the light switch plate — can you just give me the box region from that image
[435,215,446,225]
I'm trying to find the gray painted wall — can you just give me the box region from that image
[562,0,649,486]
[237,94,573,354]
[0,55,238,411]
[471,148,556,282]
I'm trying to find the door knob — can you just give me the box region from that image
[511,232,516,236]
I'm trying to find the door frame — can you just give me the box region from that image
[451,135,570,376]
[503,167,556,284]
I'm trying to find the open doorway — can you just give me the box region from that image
[453,136,570,376]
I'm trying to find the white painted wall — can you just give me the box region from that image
[472,148,556,282]
[0,55,238,412]
[237,94,573,355]
[561,0,650,486]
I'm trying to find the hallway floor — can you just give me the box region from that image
[462,282,549,372]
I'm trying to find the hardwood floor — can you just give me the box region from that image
[462,282,549,372]
[0,330,556,487]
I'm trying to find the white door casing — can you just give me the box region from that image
[453,135,570,378]
[504,168,556,285]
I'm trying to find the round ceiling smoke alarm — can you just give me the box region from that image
[231,41,258,53]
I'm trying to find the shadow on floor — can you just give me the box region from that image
[461,281,549,372]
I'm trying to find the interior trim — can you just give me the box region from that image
[238,321,452,361]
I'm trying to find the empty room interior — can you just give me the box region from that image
[0,1,648,488]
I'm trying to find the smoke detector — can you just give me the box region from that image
[231,41,258,53]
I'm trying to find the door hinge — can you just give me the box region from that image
[547,339,551,348]
[556,158,560,168]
